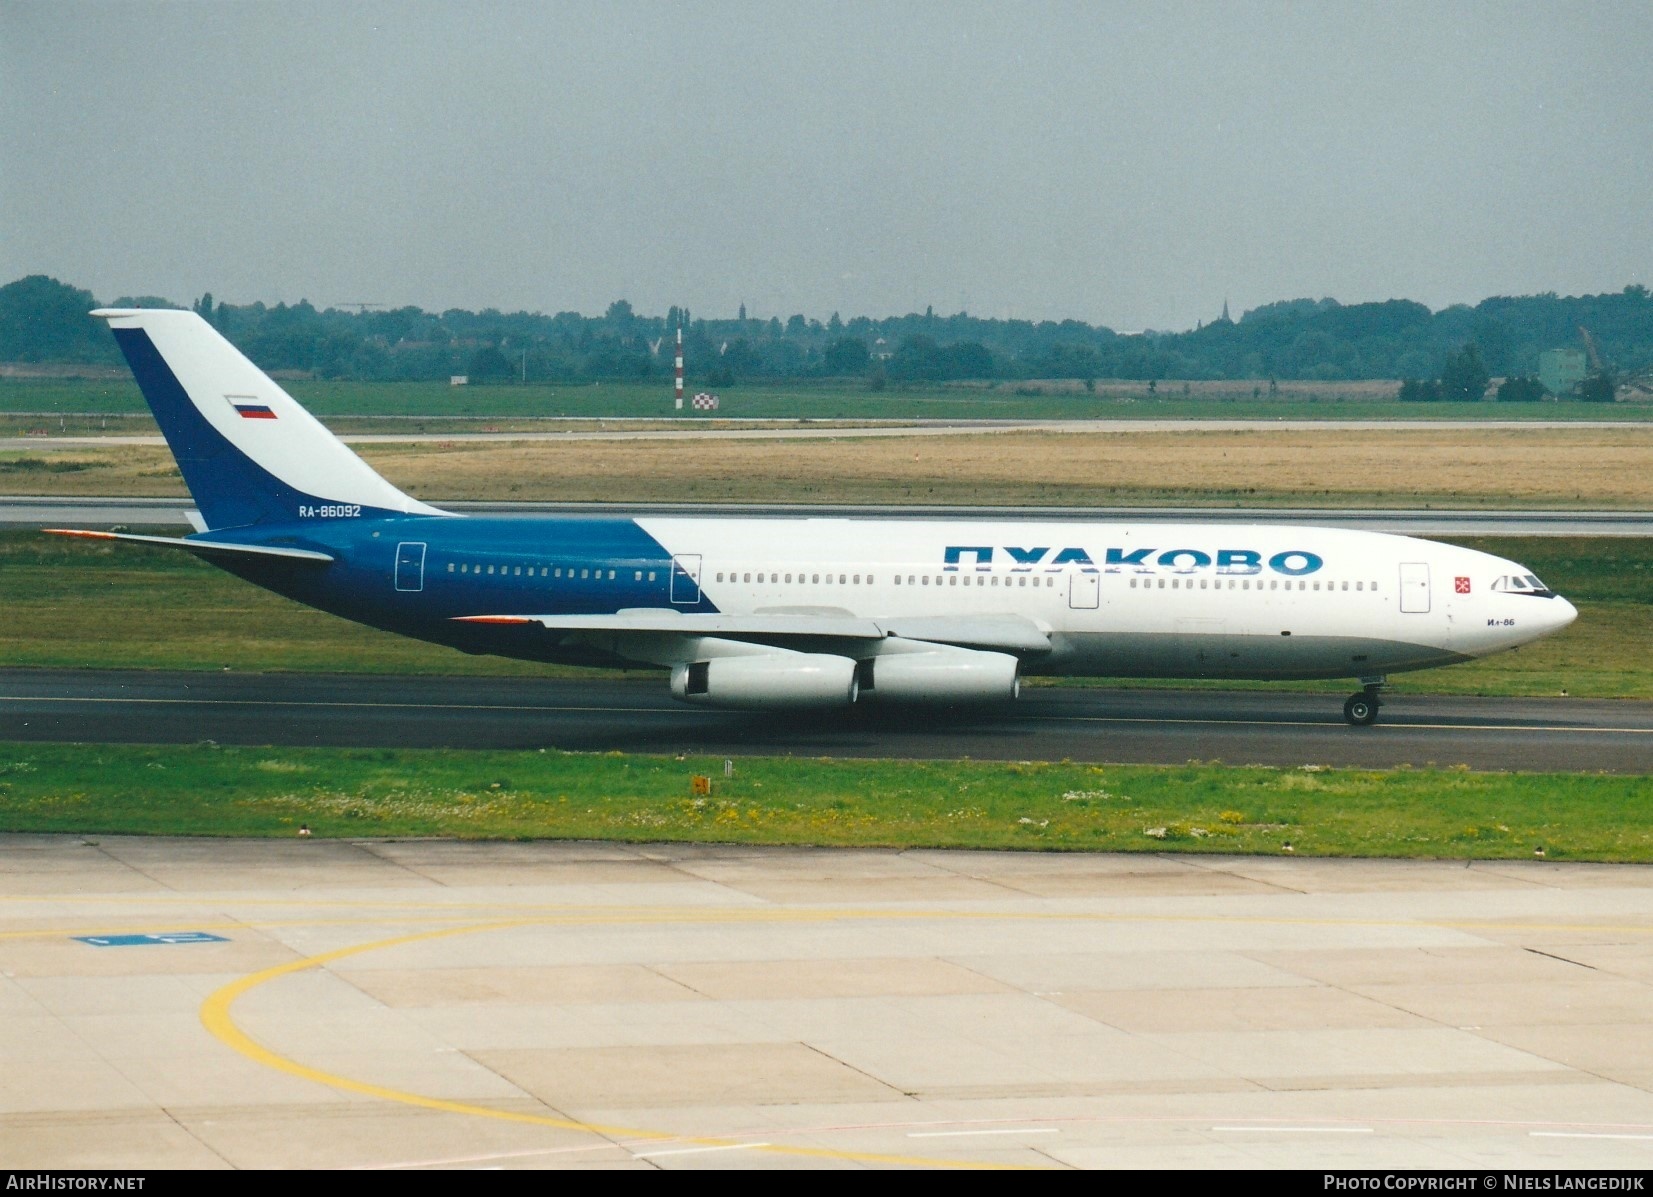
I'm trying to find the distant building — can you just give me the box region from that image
[1538,349,1586,396]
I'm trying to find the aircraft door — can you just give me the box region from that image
[670,554,702,604]
[395,541,427,592]
[1399,562,1430,613]
[1068,569,1100,610]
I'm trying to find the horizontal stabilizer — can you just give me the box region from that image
[452,609,1051,654]
[44,528,334,564]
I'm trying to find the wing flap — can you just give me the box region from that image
[454,610,886,639]
[451,609,1051,653]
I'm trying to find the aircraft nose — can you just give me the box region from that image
[1550,595,1579,632]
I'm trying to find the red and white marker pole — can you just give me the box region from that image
[674,327,684,410]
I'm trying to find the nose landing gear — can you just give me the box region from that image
[1343,678,1386,727]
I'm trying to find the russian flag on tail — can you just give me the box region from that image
[233,402,276,419]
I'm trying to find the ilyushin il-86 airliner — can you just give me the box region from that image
[49,309,1577,726]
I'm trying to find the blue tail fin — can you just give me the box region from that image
[94,309,449,530]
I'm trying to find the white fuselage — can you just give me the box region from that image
[636,517,1576,680]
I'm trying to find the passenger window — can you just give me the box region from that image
[634,570,642,581]
[812,574,819,584]
[608,570,615,580]
[1356,581,1363,591]
[487,565,495,575]
[649,572,657,582]
[581,569,589,579]
[1341,581,1348,591]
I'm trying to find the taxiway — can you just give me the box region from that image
[3,669,1649,773]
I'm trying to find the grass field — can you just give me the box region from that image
[8,425,1653,509]
[2,531,1647,698]
[5,375,1652,422]
[1,743,1648,860]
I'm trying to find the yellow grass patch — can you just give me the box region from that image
[9,426,1653,507]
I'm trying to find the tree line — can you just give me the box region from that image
[2,273,1649,395]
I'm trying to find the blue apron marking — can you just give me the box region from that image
[75,932,229,947]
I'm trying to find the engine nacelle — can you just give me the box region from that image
[859,645,1021,704]
[670,652,859,709]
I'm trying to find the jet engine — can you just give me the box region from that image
[670,652,859,709]
[857,644,1020,704]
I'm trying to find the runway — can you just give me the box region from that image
[7,494,1653,536]
[4,669,1650,772]
[8,415,1650,453]
[4,834,1653,1169]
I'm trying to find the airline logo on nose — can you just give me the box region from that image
[1455,576,1472,594]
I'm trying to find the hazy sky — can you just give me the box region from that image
[5,1,1651,330]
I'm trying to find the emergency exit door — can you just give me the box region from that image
[395,541,427,592]
[670,554,702,604]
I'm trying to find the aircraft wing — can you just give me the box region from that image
[44,529,335,564]
[453,610,1052,654]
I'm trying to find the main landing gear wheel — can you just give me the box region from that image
[1343,693,1380,727]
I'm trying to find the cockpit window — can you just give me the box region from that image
[1492,574,1555,597]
